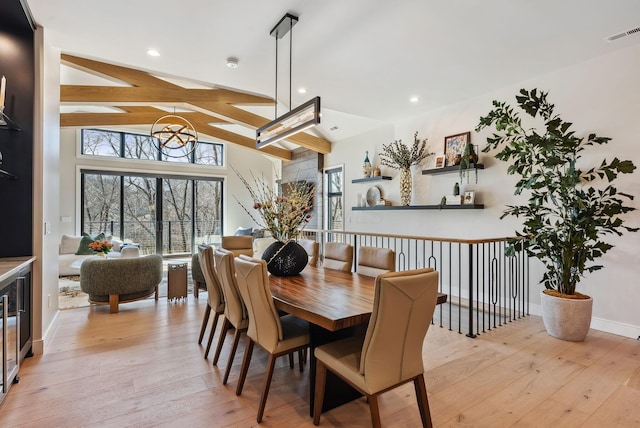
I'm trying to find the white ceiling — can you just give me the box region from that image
[25,0,640,142]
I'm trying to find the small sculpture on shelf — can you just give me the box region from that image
[363,151,372,177]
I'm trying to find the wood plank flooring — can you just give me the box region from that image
[1,295,638,427]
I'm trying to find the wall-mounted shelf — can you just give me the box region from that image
[353,204,484,210]
[0,112,22,131]
[421,163,484,175]
[352,176,392,183]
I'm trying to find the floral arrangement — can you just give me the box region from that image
[379,131,434,170]
[88,240,113,254]
[234,168,314,243]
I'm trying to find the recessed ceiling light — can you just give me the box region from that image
[298,87,307,94]
[147,49,160,57]
[410,96,420,103]
[226,57,239,68]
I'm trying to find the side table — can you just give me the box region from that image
[167,261,188,301]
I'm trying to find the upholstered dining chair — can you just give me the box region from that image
[234,255,310,423]
[313,268,439,428]
[323,242,353,272]
[356,246,396,277]
[197,245,225,360]
[298,238,320,267]
[213,248,250,385]
[220,235,254,257]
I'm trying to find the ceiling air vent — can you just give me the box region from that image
[606,26,640,42]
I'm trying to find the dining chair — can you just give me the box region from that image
[197,245,225,360]
[213,248,250,385]
[220,235,254,257]
[298,238,320,267]
[323,242,353,272]
[234,255,310,423]
[356,246,396,277]
[313,268,439,428]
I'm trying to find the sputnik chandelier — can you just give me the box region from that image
[150,113,198,158]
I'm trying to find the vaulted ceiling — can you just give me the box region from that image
[27,0,640,158]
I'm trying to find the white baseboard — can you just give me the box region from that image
[529,302,639,339]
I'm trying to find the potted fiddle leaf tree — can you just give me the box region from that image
[476,88,637,341]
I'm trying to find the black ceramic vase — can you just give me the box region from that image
[261,240,308,276]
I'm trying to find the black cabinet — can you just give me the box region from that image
[0,261,32,403]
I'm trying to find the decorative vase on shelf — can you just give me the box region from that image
[262,240,308,276]
[363,151,372,177]
[96,252,106,257]
[399,168,412,206]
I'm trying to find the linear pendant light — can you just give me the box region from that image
[256,13,321,149]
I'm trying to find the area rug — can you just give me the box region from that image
[59,263,195,310]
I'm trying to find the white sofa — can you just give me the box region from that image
[59,234,140,276]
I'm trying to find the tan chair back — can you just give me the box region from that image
[356,246,396,277]
[214,248,248,326]
[234,255,283,353]
[221,235,254,257]
[297,239,319,267]
[360,268,438,393]
[323,242,353,272]
[198,245,224,313]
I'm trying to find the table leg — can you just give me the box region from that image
[308,324,363,417]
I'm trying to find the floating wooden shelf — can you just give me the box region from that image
[352,204,484,210]
[421,163,484,175]
[351,176,393,183]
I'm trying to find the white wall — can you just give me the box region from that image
[58,129,277,239]
[33,27,61,354]
[326,43,640,338]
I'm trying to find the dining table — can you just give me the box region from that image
[269,265,447,415]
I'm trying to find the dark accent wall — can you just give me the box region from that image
[0,0,35,257]
[281,148,324,230]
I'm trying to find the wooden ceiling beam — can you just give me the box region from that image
[58,55,330,157]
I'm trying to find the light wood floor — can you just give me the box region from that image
[2,296,639,427]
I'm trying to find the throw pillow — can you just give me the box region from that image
[59,234,82,254]
[75,232,106,255]
[234,227,253,236]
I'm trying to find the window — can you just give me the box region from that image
[81,129,224,166]
[325,166,343,230]
[81,171,223,255]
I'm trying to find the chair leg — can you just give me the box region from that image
[289,352,294,369]
[109,294,119,314]
[212,317,231,366]
[414,374,433,428]
[204,312,220,359]
[256,353,277,423]
[368,394,382,428]
[198,304,212,344]
[236,336,255,396]
[298,348,305,372]
[194,280,200,298]
[313,360,328,426]
[223,328,245,385]
[154,285,158,300]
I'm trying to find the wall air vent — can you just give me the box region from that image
[606,26,640,42]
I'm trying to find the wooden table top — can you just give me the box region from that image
[269,266,446,332]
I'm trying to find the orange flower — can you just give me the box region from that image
[88,240,113,254]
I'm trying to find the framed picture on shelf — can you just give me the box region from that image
[444,131,471,166]
[434,154,446,168]
[463,190,475,205]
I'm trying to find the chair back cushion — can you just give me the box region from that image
[214,248,248,326]
[221,235,254,257]
[323,242,353,272]
[198,245,225,312]
[356,246,396,277]
[360,268,438,393]
[234,255,283,352]
[298,239,319,267]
